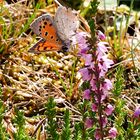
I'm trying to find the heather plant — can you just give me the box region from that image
[0,85,9,140]
[77,30,116,139]
[12,108,32,140]
[61,109,71,140]
[45,97,59,140]
[75,1,117,139]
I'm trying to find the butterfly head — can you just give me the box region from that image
[59,39,69,52]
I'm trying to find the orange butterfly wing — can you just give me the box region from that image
[29,14,64,52]
[29,38,62,53]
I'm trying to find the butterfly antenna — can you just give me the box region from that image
[54,0,63,7]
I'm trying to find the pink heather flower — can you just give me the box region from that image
[97,57,113,75]
[94,91,107,103]
[89,61,95,70]
[82,54,92,66]
[76,32,87,43]
[108,127,117,139]
[102,79,113,91]
[92,103,98,112]
[100,92,107,102]
[97,63,106,77]
[102,116,108,127]
[80,47,89,54]
[105,104,114,116]
[97,30,106,40]
[90,78,97,91]
[79,68,91,81]
[133,107,140,118]
[83,89,91,100]
[97,55,113,78]
[101,56,114,71]
[97,42,108,57]
[76,32,89,54]
[94,129,101,140]
[85,118,93,128]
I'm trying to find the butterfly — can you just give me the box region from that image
[29,6,79,53]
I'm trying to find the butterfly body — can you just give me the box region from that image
[29,6,79,53]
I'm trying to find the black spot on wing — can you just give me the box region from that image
[37,45,40,51]
[44,47,48,50]
[49,23,52,26]
[44,21,47,25]
[45,32,48,36]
